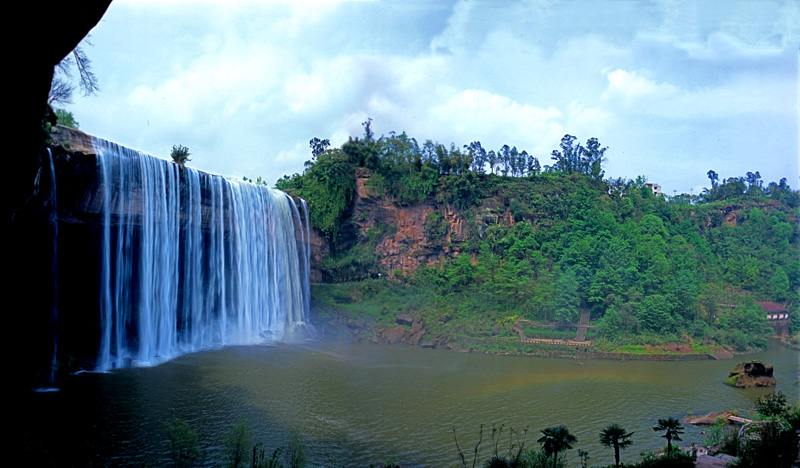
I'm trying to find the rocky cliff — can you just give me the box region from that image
[308,168,520,282]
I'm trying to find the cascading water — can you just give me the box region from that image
[32,149,60,390]
[95,139,311,371]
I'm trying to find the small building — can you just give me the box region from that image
[645,182,662,196]
[756,301,791,336]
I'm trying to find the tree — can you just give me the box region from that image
[487,150,498,175]
[223,414,253,468]
[770,266,790,301]
[165,418,201,468]
[549,135,606,178]
[309,137,330,161]
[583,137,606,179]
[755,391,789,418]
[707,170,719,189]
[653,417,683,458]
[170,145,191,168]
[362,117,374,142]
[553,267,581,323]
[287,426,307,468]
[599,423,634,468]
[537,426,577,468]
[49,38,100,105]
[54,108,79,128]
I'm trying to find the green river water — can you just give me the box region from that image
[15,339,799,467]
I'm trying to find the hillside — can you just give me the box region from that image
[276,127,800,356]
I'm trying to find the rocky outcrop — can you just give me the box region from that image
[683,411,735,426]
[724,361,776,388]
[308,168,521,281]
[380,326,407,344]
[377,314,429,345]
[329,313,447,348]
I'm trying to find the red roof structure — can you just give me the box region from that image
[755,301,788,312]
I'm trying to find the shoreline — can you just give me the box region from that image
[313,310,791,363]
[316,328,766,362]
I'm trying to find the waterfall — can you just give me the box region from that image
[95,139,311,371]
[47,150,59,388]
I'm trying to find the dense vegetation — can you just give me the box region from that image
[275,121,799,353]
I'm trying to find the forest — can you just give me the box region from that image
[274,120,799,354]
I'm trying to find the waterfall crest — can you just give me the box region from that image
[95,139,311,371]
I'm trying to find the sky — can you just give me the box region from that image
[67,0,799,196]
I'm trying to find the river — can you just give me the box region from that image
[13,339,798,467]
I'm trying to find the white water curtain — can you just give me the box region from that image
[95,140,310,370]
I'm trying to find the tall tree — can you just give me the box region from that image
[500,144,511,176]
[466,141,487,174]
[487,150,498,175]
[550,134,580,174]
[599,423,634,468]
[707,170,719,189]
[309,137,330,161]
[538,426,577,468]
[362,117,374,142]
[653,417,684,459]
[583,137,607,179]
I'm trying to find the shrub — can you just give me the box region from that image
[224,414,253,468]
[171,145,191,167]
[165,418,201,468]
[286,427,307,468]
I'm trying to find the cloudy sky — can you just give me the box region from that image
[68,0,798,195]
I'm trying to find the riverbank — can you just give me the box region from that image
[309,283,784,363]
[312,309,758,362]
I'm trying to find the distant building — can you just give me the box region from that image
[756,301,791,336]
[645,182,662,196]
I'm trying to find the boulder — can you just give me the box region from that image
[724,360,776,388]
[347,318,366,329]
[396,313,414,326]
[410,316,423,333]
[407,329,426,346]
[381,325,407,344]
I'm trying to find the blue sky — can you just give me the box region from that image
[68,0,799,195]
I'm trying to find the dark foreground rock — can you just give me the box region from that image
[683,411,735,426]
[724,360,776,388]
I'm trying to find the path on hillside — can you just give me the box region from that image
[574,311,591,342]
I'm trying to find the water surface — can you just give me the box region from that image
[16,339,798,467]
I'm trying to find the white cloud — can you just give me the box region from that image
[70,0,797,195]
[604,69,679,104]
[426,89,564,152]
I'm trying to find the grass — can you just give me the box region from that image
[522,325,576,340]
[691,343,712,354]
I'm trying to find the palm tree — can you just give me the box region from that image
[538,426,577,468]
[653,417,684,459]
[599,423,634,468]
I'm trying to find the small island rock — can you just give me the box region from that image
[724,360,776,388]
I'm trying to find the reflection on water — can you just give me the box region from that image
[13,339,798,467]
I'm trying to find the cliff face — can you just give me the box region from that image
[308,169,518,282]
[308,168,446,281]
